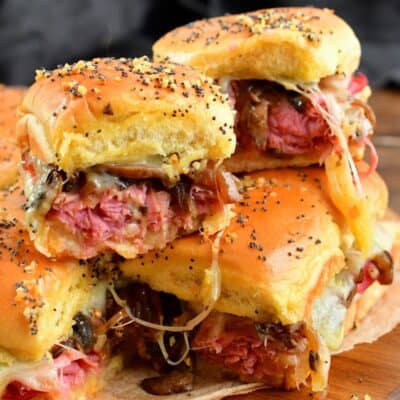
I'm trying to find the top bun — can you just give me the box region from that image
[17,57,235,177]
[153,7,361,83]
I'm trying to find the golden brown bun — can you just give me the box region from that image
[0,86,25,188]
[153,8,360,82]
[0,182,94,361]
[121,167,387,325]
[17,57,235,177]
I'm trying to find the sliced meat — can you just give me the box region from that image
[2,350,101,400]
[231,80,332,156]
[268,95,331,154]
[46,176,222,259]
[348,73,368,95]
[193,313,314,389]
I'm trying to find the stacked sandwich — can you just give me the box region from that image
[0,7,399,400]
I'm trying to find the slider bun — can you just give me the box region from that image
[223,144,365,174]
[0,86,25,188]
[122,168,345,325]
[0,183,93,361]
[17,57,235,177]
[121,167,387,324]
[153,8,360,82]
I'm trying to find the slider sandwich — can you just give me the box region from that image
[0,94,122,400]
[153,7,377,253]
[0,101,115,399]
[17,57,238,260]
[101,166,399,396]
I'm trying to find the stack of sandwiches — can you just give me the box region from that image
[0,7,399,400]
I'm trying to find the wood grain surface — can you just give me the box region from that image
[230,89,400,400]
[371,90,400,213]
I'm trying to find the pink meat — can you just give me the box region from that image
[230,80,332,156]
[267,97,331,155]
[348,73,368,95]
[356,260,377,293]
[48,184,171,246]
[193,314,308,383]
[190,186,219,215]
[46,181,219,257]
[2,350,101,400]
[146,190,172,232]
[56,350,100,391]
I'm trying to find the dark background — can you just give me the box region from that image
[1,0,399,87]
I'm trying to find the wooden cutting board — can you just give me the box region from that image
[229,324,400,400]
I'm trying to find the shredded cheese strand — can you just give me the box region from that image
[301,86,363,194]
[157,331,191,366]
[109,230,224,333]
[292,83,372,254]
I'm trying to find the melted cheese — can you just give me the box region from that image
[0,356,57,395]
[312,270,354,350]
[312,221,395,350]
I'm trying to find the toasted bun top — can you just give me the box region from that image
[17,57,235,177]
[153,7,361,83]
[121,165,387,324]
[0,182,94,361]
[0,86,25,188]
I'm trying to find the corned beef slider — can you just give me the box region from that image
[17,57,238,260]
[153,7,377,254]
[0,175,117,400]
[113,166,399,395]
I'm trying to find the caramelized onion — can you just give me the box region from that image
[371,250,393,285]
[359,137,379,178]
[351,98,376,129]
[104,163,170,182]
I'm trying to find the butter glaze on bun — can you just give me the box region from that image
[153,7,361,83]
[17,57,235,177]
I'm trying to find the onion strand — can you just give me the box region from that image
[293,83,372,253]
[157,331,190,366]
